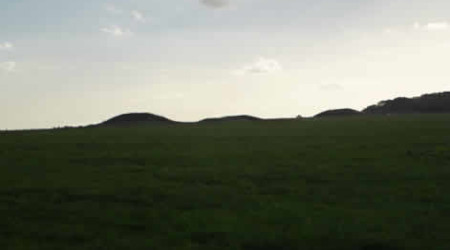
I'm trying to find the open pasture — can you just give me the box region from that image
[1,115,450,250]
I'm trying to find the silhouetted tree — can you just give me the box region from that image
[363,92,450,114]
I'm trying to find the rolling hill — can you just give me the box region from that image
[99,113,174,126]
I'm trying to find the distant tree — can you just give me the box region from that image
[363,92,450,114]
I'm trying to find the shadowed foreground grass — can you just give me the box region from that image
[1,115,450,250]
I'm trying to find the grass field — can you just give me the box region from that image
[1,114,450,250]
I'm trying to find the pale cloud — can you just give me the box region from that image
[105,4,146,23]
[100,26,132,37]
[0,42,13,51]
[382,28,402,35]
[235,57,283,75]
[319,83,343,91]
[200,0,229,8]
[131,10,146,22]
[0,61,16,72]
[105,4,123,14]
[413,21,449,31]
[426,22,449,31]
[383,28,394,34]
[37,65,76,71]
[153,93,185,100]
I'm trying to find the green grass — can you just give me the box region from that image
[1,114,450,250]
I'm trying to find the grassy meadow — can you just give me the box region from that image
[1,114,450,250]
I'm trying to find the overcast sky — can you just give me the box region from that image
[1,0,450,129]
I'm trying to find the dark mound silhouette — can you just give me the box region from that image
[314,108,361,118]
[200,115,262,123]
[100,113,174,126]
[84,90,449,128]
[363,92,450,114]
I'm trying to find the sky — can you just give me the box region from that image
[1,0,450,129]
